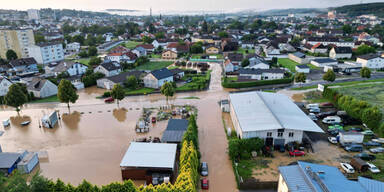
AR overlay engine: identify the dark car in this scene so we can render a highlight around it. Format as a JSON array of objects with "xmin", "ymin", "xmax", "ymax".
[
  {"xmin": 200, "ymin": 162, "xmax": 208, "ymax": 176},
  {"xmin": 329, "ymin": 129, "xmax": 340, "ymax": 136},
  {"xmin": 320, "ymin": 102, "xmax": 334, "ymax": 108},
  {"xmin": 201, "ymin": 178, "xmax": 209, "ymax": 190},
  {"xmin": 350, "ymin": 127, "xmax": 364, "ymax": 132},
  {"xmin": 344, "ymin": 144, "xmax": 363, "ymax": 152},
  {"xmin": 186, "ymin": 78, "xmax": 192, "ymax": 83},
  {"xmin": 354, "ymin": 153, "xmax": 376, "ymax": 161},
  {"xmin": 316, "ymin": 111, "xmax": 337, "ymax": 118},
  {"xmin": 363, "ymin": 141, "xmax": 382, "ymax": 147}
]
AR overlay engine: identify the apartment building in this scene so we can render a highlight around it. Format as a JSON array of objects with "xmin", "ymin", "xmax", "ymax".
[
  {"xmin": 28, "ymin": 42, "xmax": 64, "ymax": 64},
  {"xmin": 0, "ymin": 29, "xmax": 35, "ymax": 58}
]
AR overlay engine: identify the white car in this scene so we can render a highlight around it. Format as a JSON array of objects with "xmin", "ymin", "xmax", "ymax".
[
  {"xmin": 367, "ymin": 162, "xmax": 380, "ymax": 173},
  {"xmin": 370, "ymin": 147, "xmax": 384, "ymax": 153},
  {"xmin": 328, "ymin": 137, "xmax": 338, "ymax": 144},
  {"xmin": 372, "ymin": 138, "xmax": 384, "ymax": 144},
  {"xmin": 340, "ymin": 163, "xmax": 355, "ymax": 174}
]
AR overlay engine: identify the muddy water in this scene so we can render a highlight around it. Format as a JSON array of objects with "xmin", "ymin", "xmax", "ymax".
[{"xmin": 0, "ymin": 63, "xmax": 238, "ymax": 191}]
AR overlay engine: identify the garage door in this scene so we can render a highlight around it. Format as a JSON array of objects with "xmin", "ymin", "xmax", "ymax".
[{"xmin": 274, "ymin": 139, "xmax": 285, "ymax": 147}]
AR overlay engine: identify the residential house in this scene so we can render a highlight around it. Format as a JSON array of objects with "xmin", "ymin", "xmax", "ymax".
[
  {"xmin": 288, "ymin": 52, "xmax": 310, "ymax": 64},
  {"xmin": 162, "ymin": 50, "xmax": 178, "ymax": 59},
  {"xmin": 229, "ymin": 91, "xmax": 324, "ymax": 145},
  {"xmin": 221, "ymin": 38, "xmax": 239, "ymax": 52},
  {"xmin": 304, "ymin": 43, "xmax": 328, "ymax": 54},
  {"xmin": 241, "ymin": 41, "xmax": 254, "ymax": 49},
  {"xmin": 106, "ymin": 51, "xmax": 137, "ymax": 64},
  {"xmin": 120, "ymin": 142, "xmax": 177, "ymax": 184},
  {"xmin": 0, "ymin": 76, "xmax": 13, "ymax": 96},
  {"xmin": 143, "ymin": 68, "xmax": 174, "ymax": 89},
  {"xmin": 8, "ymin": 57, "xmax": 38, "ymax": 75},
  {"xmin": 170, "ymin": 68, "xmax": 185, "ymax": 80},
  {"xmin": 278, "ymin": 161, "xmax": 384, "ymax": 192},
  {"xmin": 245, "ymin": 54, "xmax": 269, "ymax": 69},
  {"xmin": 166, "ymin": 42, "xmax": 189, "ymax": 54},
  {"xmin": 224, "ymin": 60, "xmax": 235, "ymax": 73},
  {"xmin": 93, "ymin": 61, "xmax": 121, "ymax": 77},
  {"xmin": 136, "ymin": 44, "xmax": 155, "ymax": 54},
  {"xmin": 52, "ymin": 61, "xmax": 88, "ymax": 77},
  {"xmin": 205, "ymin": 45, "xmax": 220, "ymax": 54},
  {"xmin": 329, "ymin": 47, "xmax": 353, "ymax": 59},
  {"xmin": 97, "ymin": 40, "xmax": 124, "ymax": 53},
  {"xmin": 26, "ymin": 78, "xmax": 58, "ymax": 98},
  {"xmin": 132, "ymin": 47, "xmax": 147, "ymax": 57},
  {"xmin": 97, "ymin": 71, "xmax": 144, "ymax": 90},
  {"xmin": 65, "ymin": 42, "xmax": 80, "ymax": 53},
  {"xmin": 225, "ymin": 53, "xmax": 243, "ymax": 66},
  {"xmin": 28, "ymin": 42, "xmax": 64, "ymax": 64},
  {"xmin": 356, "ymin": 54, "xmax": 384, "ymax": 69},
  {"xmin": 295, "ymin": 65, "xmax": 310, "ymax": 73},
  {"xmin": 238, "ymin": 68, "xmax": 285, "ymax": 80},
  {"xmin": 305, "ymin": 37, "xmax": 354, "ymax": 48},
  {"xmin": 311, "ymin": 58, "xmax": 338, "ymax": 67}
]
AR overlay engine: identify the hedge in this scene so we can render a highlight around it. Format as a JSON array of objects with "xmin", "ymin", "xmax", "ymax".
[{"xmin": 222, "ymin": 77, "xmax": 293, "ymax": 88}]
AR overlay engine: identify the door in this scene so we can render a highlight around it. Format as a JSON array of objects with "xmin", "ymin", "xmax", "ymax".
[{"xmin": 265, "ymin": 137, "xmax": 273, "ymax": 146}]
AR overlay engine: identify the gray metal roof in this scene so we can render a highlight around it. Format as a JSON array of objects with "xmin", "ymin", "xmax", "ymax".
[
  {"xmin": 229, "ymin": 91, "xmax": 324, "ymax": 133},
  {"xmin": 165, "ymin": 119, "xmax": 189, "ymax": 131},
  {"xmin": 358, "ymin": 176, "xmax": 384, "ymax": 192},
  {"xmin": 120, "ymin": 142, "xmax": 177, "ymax": 169},
  {"xmin": 0, "ymin": 152, "xmax": 21, "ymax": 169},
  {"xmin": 312, "ymin": 58, "xmax": 337, "ymax": 64},
  {"xmin": 161, "ymin": 130, "xmax": 186, "ymax": 143}
]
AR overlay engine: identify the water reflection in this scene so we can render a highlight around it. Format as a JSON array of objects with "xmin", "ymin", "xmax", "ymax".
[
  {"xmin": 112, "ymin": 108, "xmax": 127, "ymax": 122},
  {"xmin": 61, "ymin": 111, "xmax": 81, "ymax": 130}
]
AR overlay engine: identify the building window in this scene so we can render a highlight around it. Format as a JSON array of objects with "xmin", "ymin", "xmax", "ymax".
[
  {"xmin": 289, "ymin": 132, "xmax": 294, "ymax": 137},
  {"xmin": 278, "ymin": 132, "xmax": 283, "ymax": 137},
  {"xmin": 267, "ymin": 132, "xmax": 272, "ymax": 137}
]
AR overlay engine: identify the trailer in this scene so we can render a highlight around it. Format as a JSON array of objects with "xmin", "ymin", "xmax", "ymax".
[
  {"xmin": 337, "ymin": 131, "xmax": 364, "ymax": 145},
  {"xmin": 41, "ymin": 111, "xmax": 58, "ymax": 128},
  {"xmin": 17, "ymin": 151, "xmax": 39, "ymax": 174}
]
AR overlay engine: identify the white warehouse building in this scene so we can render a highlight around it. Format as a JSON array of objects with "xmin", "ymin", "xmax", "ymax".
[{"xmin": 229, "ymin": 91, "xmax": 324, "ymax": 146}]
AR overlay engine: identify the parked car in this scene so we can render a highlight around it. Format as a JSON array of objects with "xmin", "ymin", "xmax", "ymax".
[
  {"xmin": 329, "ymin": 129, "xmax": 340, "ymax": 136},
  {"xmin": 309, "ymin": 107, "xmax": 320, "ymax": 113},
  {"xmin": 328, "ymin": 124, "xmax": 343, "ymax": 131},
  {"xmin": 372, "ymin": 138, "xmax": 384, "ymax": 144},
  {"xmin": 316, "ymin": 111, "xmax": 337, "ymax": 118},
  {"xmin": 354, "ymin": 153, "xmax": 376, "ymax": 161},
  {"xmin": 289, "ymin": 150, "xmax": 305, "ymax": 157},
  {"xmin": 344, "ymin": 144, "xmax": 363, "ymax": 152},
  {"xmin": 340, "ymin": 163, "xmax": 355, "ymax": 174},
  {"xmin": 200, "ymin": 162, "xmax": 208, "ymax": 176},
  {"xmin": 349, "ymin": 127, "xmax": 363, "ymax": 132},
  {"xmin": 151, "ymin": 117, "xmax": 156, "ymax": 123},
  {"xmin": 328, "ymin": 137, "xmax": 338, "ymax": 144},
  {"xmin": 186, "ymin": 78, "xmax": 192, "ymax": 83},
  {"xmin": 306, "ymin": 103, "xmax": 319, "ymax": 109},
  {"xmin": 322, "ymin": 116, "xmax": 341, "ymax": 124},
  {"xmin": 367, "ymin": 162, "xmax": 380, "ymax": 173},
  {"xmin": 308, "ymin": 113, "xmax": 317, "ymax": 121},
  {"xmin": 201, "ymin": 178, "xmax": 209, "ymax": 190},
  {"xmin": 104, "ymin": 97, "xmax": 114, "ymax": 103},
  {"xmin": 362, "ymin": 130, "xmax": 375, "ymax": 136},
  {"xmin": 320, "ymin": 102, "xmax": 334, "ymax": 108},
  {"xmin": 363, "ymin": 141, "xmax": 382, "ymax": 147},
  {"xmin": 370, "ymin": 147, "xmax": 384, "ymax": 153}
]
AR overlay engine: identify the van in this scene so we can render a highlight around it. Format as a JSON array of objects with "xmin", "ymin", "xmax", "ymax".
[
  {"xmin": 306, "ymin": 103, "xmax": 319, "ymax": 109},
  {"xmin": 309, "ymin": 107, "xmax": 320, "ymax": 113},
  {"xmin": 345, "ymin": 144, "xmax": 363, "ymax": 152},
  {"xmin": 322, "ymin": 116, "xmax": 341, "ymax": 124}
]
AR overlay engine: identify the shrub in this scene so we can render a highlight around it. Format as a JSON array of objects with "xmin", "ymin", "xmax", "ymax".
[
  {"xmin": 103, "ymin": 91, "xmax": 111, "ymax": 97},
  {"xmin": 222, "ymin": 77, "xmax": 293, "ymax": 88}
]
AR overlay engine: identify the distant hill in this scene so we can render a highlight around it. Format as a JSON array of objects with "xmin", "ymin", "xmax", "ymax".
[
  {"xmin": 334, "ymin": 2, "xmax": 384, "ymax": 17},
  {"xmin": 257, "ymin": 8, "xmax": 325, "ymax": 16}
]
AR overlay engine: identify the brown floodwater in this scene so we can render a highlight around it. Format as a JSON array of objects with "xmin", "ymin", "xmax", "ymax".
[{"xmin": 0, "ymin": 63, "xmax": 238, "ymax": 191}]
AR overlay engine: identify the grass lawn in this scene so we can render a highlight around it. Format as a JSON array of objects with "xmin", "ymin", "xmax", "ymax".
[
  {"xmin": 226, "ymin": 76, "xmax": 238, "ymax": 82},
  {"xmin": 237, "ymin": 158, "xmax": 271, "ymax": 180},
  {"xmin": 124, "ymin": 41, "xmax": 142, "ymax": 49},
  {"xmin": 191, "ymin": 54, "xmax": 223, "ymax": 59},
  {"xmin": 291, "ymin": 78, "xmax": 384, "ymax": 90},
  {"xmin": 237, "ymin": 48, "xmax": 254, "ymax": 56},
  {"xmin": 135, "ymin": 61, "xmax": 173, "ymax": 71},
  {"xmin": 124, "ymin": 88, "xmax": 154, "ymax": 95},
  {"xmin": 278, "ymin": 58, "xmax": 299, "ymax": 72},
  {"xmin": 77, "ymin": 58, "xmax": 91, "ymax": 66},
  {"xmin": 28, "ymin": 95, "xmax": 59, "ymax": 103},
  {"xmin": 176, "ymin": 71, "xmax": 211, "ymax": 91},
  {"xmin": 149, "ymin": 54, "xmax": 161, "ymax": 59},
  {"xmin": 181, "ymin": 96, "xmax": 200, "ymax": 99}
]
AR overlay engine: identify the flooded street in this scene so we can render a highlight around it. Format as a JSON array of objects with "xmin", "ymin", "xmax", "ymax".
[{"xmin": 0, "ymin": 63, "xmax": 238, "ymax": 191}]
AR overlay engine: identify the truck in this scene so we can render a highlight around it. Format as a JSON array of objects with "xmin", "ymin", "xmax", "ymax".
[{"xmin": 41, "ymin": 111, "xmax": 58, "ymax": 128}]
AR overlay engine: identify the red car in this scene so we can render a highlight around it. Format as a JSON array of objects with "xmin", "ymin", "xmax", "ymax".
[
  {"xmin": 320, "ymin": 102, "xmax": 334, "ymax": 108},
  {"xmin": 151, "ymin": 117, "xmax": 157, "ymax": 123},
  {"xmin": 289, "ymin": 150, "xmax": 305, "ymax": 157},
  {"xmin": 201, "ymin": 178, "xmax": 209, "ymax": 190},
  {"xmin": 104, "ymin": 97, "xmax": 114, "ymax": 103}
]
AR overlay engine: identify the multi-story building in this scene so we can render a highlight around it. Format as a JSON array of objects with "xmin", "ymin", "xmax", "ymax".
[
  {"xmin": 28, "ymin": 42, "xmax": 64, "ymax": 64},
  {"xmin": 0, "ymin": 29, "xmax": 35, "ymax": 58},
  {"xmin": 27, "ymin": 9, "xmax": 40, "ymax": 21}
]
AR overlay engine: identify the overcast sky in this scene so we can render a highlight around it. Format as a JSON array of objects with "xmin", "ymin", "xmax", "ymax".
[{"xmin": 2, "ymin": 0, "xmax": 382, "ymax": 13}]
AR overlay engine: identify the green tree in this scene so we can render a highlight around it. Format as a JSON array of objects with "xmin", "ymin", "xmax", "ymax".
[
  {"xmin": 342, "ymin": 24, "xmax": 352, "ymax": 34},
  {"xmin": 72, "ymin": 35, "xmax": 85, "ymax": 45},
  {"xmin": 241, "ymin": 58, "xmax": 250, "ymax": 67},
  {"xmin": 202, "ymin": 20, "xmax": 208, "ymax": 33},
  {"xmin": 5, "ymin": 171, "xmax": 29, "ymax": 192},
  {"xmin": 190, "ymin": 43, "xmax": 203, "ymax": 54},
  {"xmin": 362, "ymin": 107, "xmax": 382, "ymax": 130},
  {"xmin": 5, "ymin": 84, "xmax": 28, "ymax": 113},
  {"xmin": 30, "ymin": 173, "xmax": 53, "ymax": 192},
  {"xmin": 160, "ymin": 82, "xmax": 175, "ymax": 104},
  {"xmin": 34, "ymin": 33, "xmax": 46, "ymax": 44},
  {"xmin": 142, "ymin": 36, "xmax": 153, "ymax": 44},
  {"xmin": 88, "ymin": 46, "xmax": 98, "ymax": 57},
  {"xmin": 6, "ymin": 49, "xmax": 17, "ymax": 60},
  {"xmin": 354, "ymin": 45, "xmax": 376, "ymax": 56},
  {"xmin": 111, "ymin": 84, "xmax": 125, "ymax": 107},
  {"xmin": 124, "ymin": 75, "xmax": 138, "ymax": 90},
  {"xmin": 78, "ymin": 51, "xmax": 88, "ymax": 58},
  {"xmin": 360, "ymin": 67, "xmax": 371, "ymax": 78},
  {"xmin": 218, "ymin": 31, "xmax": 229, "ymax": 38},
  {"xmin": 294, "ymin": 72, "xmax": 306, "ymax": 83},
  {"xmin": 323, "ymin": 69, "xmax": 336, "ymax": 82},
  {"xmin": 88, "ymin": 57, "xmax": 101, "ymax": 66},
  {"xmin": 58, "ymin": 79, "xmax": 79, "ymax": 111},
  {"xmin": 155, "ymin": 32, "xmax": 165, "ymax": 39}
]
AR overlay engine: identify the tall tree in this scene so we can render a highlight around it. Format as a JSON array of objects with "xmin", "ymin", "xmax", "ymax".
[
  {"xmin": 323, "ymin": 69, "xmax": 336, "ymax": 82},
  {"xmin": 111, "ymin": 84, "xmax": 125, "ymax": 107},
  {"xmin": 241, "ymin": 58, "xmax": 250, "ymax": 67},
  {"xmin": 58, "ymin": 79, "xmax": 79, "ymax": 111},
  {"xmin": 160, "ymin": 82, "xmax": 175, "ymax": 104},
  {"xmin": 88, "ymin": 46, "xmax": 98, "ymax": 57},
  {"xmin": 360, "ymin": 67, "xmax": 371, "ymax": 78},
  {"xmin": 202, "ymin": 20, "xmax": 208, "ymax": 33},
  {"xmin": 124, "ymin": 75, "xmax": 138, "ymax": 90},
  {"xmin": 294, "ymin": 72, "xmax": 307, "ymax": 84},
  {"xmin": 6, "ymin": 49, "xmax": 17, "ymax": 60},
  {"xmin": 5, "ymin": 84, "xmax": 28, "ymax": 113}
]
